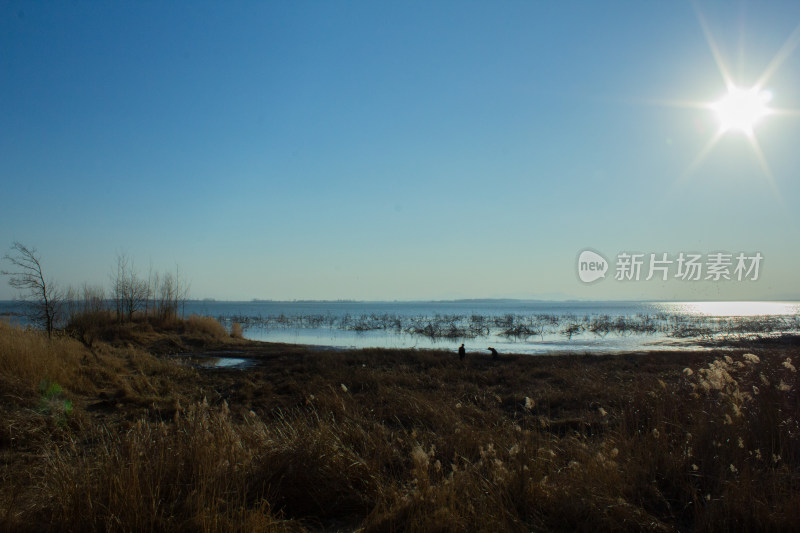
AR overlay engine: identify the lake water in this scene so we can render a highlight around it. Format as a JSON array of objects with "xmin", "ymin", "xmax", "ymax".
[
  {"xmin": 185, "ymin": 300, "xmax": 800, "ymax": 355},
  {"xmin": 3, "ymin": 299, "xmax": 798, "ymax": 355}
]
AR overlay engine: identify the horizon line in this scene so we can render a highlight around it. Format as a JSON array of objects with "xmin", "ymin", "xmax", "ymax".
[{"xmin": 191, "ymin": 297, "xmax": 800, "ymax": 304}]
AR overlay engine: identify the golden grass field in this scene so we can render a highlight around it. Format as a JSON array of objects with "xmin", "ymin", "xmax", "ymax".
[{"xmin": 1, "ymin": 315, "xmax": 798, "ymax": 532}]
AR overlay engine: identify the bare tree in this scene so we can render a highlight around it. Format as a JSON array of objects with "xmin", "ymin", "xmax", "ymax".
[
  {"xmin": 112, "ymin": 253, "xmax": 148, "ymax": 322},
  {"xmin": 82, "ymin": 283, "xmax": 106, "ymax": 314},
  {"xmin": 110, "ymin": 254, "xmax": 191, "ymax": 323},
  {"xmin": 153, "ymin": 267, "xmax": 190, "ymax": 320},
  {"xmin": 64, "ymin": 285, "xmax": 80, "ymax": 324},
  {"xmin": 1, "ymin": 241, "xmax": 62, "ymax": 337},
  {"xmin": 145, "ymin": 264, "xmax": 156, "ymax": 319},
  {"xmin": 66, "ymin": 282, "xmax": 107, "ymax": 322},
  {"xmin": 174, "ymin": 264, "xmax": 190, "ymax": 319},
  {"xmin": 112, "ymin": 253, "xmax": 125, "ymax": 321},
  {"xmin": 156, "ymin": 271, "xmax": 176, "ymax": 320}
]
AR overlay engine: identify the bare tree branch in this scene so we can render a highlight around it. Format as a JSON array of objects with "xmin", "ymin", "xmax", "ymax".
[
  {"xmin": 1, "ymin": 241, "xmax": 62, "ymax": 337},
  {"xmin": 111, "ymin": 253, "xmax": 150, "ymax": 322}
]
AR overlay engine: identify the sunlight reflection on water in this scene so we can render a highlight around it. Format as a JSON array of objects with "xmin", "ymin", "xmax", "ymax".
[{"xmin": 658, "ymin": 301, "xmax": 800, "ymax": 317}]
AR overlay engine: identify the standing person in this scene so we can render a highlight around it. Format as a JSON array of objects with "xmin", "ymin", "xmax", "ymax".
[
  {"xmin": 488, "ymin": 347, "xmax": 498, "ymax": 360},
  {"xmin": 458, "ymin": 343, "xmax": 466, "ymax": 361}
]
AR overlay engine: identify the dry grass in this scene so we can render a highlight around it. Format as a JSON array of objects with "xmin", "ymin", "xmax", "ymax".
[
  {"xmin": 0, "ymin": 322, "xmax": 85, "ymax": 397},
  {"xmin": 184, "ymin": 314, "xmax": 230, "ymax": 339},
  {"xmin": 1, "ymin": 320, "xmax": 798, "ymax": 531},
  {"xmin": 42, "ymin": 402, "xmax": 290, "ymax": 532},
  {"xmin": 65, "ymin": 311, "xmax": 244, "ymax": 354}
]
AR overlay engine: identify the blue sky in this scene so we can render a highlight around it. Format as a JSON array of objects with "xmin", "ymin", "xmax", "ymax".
[{"xmin": 2, "ymin": 1, "xmax": 800, "ymax": 301}]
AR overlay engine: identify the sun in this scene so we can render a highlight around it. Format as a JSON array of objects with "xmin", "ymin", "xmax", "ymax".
[
  {"xmin": 710, "ymin": 86, "xmax": 773, "ymax": 135},
  {"xmin": 663, "ymin": 8, "xmax": 800, "ymax": 187}
]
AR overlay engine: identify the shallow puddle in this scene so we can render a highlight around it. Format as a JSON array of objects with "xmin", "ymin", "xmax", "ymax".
[{"xmin": 174, "ymin": 354, "xmax": 252, "ymax": 369}]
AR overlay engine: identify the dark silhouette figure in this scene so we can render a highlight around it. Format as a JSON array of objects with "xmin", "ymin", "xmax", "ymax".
[
  {"xmin": 458, "ymin": 343, "xmax": 465, "ymax": 361},
  {"xmin": 488, "ymin": 347, "xmax": 498, "ymax": 360}
]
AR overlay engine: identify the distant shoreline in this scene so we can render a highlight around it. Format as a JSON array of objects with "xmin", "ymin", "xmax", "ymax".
[{"xmin": 220, "ymin": 298, "xmax": 800, "ymax": 304}]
